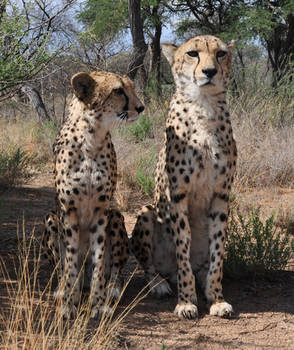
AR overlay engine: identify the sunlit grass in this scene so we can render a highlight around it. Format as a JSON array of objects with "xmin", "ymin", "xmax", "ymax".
[{"xmin": 0, "ymin": 223, "xmax": 152, "ymax": 350}]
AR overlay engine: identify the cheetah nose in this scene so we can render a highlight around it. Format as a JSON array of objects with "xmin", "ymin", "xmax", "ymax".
[
  {"xmin": 202, "ymin": 68, "xmax": 217, "ymax": 79},
  {"xmin": 136, "ymin": 105, "xmax": 145, "ymax": 114}
]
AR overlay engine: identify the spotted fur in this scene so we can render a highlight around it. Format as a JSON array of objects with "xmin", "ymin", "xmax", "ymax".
[
  {"xmin": 42, "ymin": 71, "xmax": 144, "ymax": 319},
  {"xmin": 131, "ymin": 35, "xmax": 237, "ymax": 320}
]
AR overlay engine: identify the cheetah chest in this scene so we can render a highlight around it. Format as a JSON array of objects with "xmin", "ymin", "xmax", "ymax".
[
  {"xmin": 55, "ymin": 146, "xmax": 116, "ymax": 230},
  {"xmin": 191, "ymin": 137, "xmax": 234, "ymax": 199}
]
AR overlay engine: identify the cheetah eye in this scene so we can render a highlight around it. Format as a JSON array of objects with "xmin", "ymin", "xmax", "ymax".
[
  {"xmin": 187, "ymin": 51, "xmax": 199, "ymax": 58},
  {"xmin": 216, "ymin": 50, "xmax": 227, "ymax": 59},
  {"xmin": 114, "ymin": 87, "xmax": 125, "ymax": 95}
]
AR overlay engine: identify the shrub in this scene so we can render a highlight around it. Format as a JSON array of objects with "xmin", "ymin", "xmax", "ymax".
[
  {"xmin": 0, "ymin": 147, "xmax": 32, "ymax": 190},
  {"xmin": 224, "ymin": 208, "xmax": 294, "ymax": 278}
]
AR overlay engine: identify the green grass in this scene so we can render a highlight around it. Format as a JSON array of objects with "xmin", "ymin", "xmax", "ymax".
[
  {"xmin": 122, "ymin": 114, "xmax": 154, "ymax": 142},
  {"xmin": 33, "ymin": 120, "xmax": 59, "ymax": 164},
  {"xmin": 36, "ymin": 120, "xmax": 59, "ymax": 145},
  {"xmin": 136, "ymin": 148, "xmax": 157, "ymax": 196}
]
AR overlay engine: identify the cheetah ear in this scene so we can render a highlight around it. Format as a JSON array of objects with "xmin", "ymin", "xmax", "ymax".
[
  {"xmin": 71, "ymin": 72, "xmax": 95, "ymax": 103},
  {"xmin": 161, "ymin": 43, "xmax": 178, "ymax": 66},
  {"xmin": 227, "ymin": 40, "xmax": 236, "ymax": 51}
]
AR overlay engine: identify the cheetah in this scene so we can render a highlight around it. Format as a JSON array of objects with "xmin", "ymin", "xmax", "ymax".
[
  {"xmin": 131, "ymin": 35, "xmax": 237, "ymax": 320},
  {"xmin": 42, "ymin": 71, "xmax": 144, "ymax": 319}
]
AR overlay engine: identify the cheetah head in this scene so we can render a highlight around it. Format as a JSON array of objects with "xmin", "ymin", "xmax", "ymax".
[
  {"xmin": 71, "ymin": 71, "xmax": 144, "ymax": 127},
  {"xmin": 162, "ymin": 35, "xmax": 235, "ymax": 97}
]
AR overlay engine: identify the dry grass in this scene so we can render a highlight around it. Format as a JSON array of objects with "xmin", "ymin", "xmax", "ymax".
[
  {"xmin": 1, "ymin": 79, "xmax": 294, "ymax": 194},
  {"xmin": 112, "ymin": 98, "xmax": 167, "ymax": 208},
  {"xmin": 0, "ymin": 116, "xmax": 57, "ymax": 168},
  {"xmin": 0, "ymin": 224, "xmax": 151, "ymax": 350},
  {"xmin": 234, "ymin": 125, "xmax": 294, "ymax": 188},
  {"xmin": 112, "ymin": 86, "xmax": 294, "ymax": 200},
  {"xmin": 230, "ymin": 91, "xmax": 294, "ymax": 188}
]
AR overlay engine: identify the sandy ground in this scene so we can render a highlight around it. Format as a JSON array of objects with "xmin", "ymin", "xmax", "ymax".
[{"xmin": 0, "ymin": 172, "xmax": 294, "ymax": 350}]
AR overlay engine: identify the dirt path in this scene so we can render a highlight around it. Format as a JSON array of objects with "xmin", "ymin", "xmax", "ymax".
[{"xmin": 0, "ymin": 173, "xmax": 294, "ymax": 350}]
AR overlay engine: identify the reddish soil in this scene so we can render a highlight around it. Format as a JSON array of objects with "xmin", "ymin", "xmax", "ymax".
[{"xmin": 0, "ymin": 173, "xmax": 294, "ymax": 350}]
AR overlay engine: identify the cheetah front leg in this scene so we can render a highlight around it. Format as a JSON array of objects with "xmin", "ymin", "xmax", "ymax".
[
  {"xmin": 170, "ymin": 197, "xmax": 198, "ymax": 320},
  {"xmin": 89, "ymin": 208, "xmax": 109, "ymax": 319},
  {"xmin": 206, "ymin": 196, "xmax": 233, "ymax": 317},
  {"xmin": 131, "ymin": 205, "xmax": 172, "ymax": 297}
]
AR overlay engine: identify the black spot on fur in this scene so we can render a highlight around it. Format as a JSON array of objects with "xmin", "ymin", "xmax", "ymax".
[{"xmin": 220, "ymin": 213, "xmax": 227, "ymax": 222}]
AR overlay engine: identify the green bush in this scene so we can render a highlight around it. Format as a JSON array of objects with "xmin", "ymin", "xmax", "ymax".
[
  {"xmin": 136, "ymin": 149, "xmax": 157, "ymax": 196},
  {"xmin": 0, "ymin": 148, "xmax": 32, "ymax": 190},
  {"xmin": 224, "ymin": 208, "xmax": 294, "ymax": 278}
]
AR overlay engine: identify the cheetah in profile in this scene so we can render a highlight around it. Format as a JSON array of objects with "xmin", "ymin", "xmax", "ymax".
[
  {"xmin": 131, "ymin": 35, "xmax": 237, "ymax": 320},
  {"xmin": 42, "ymin": 71, "xmax": 144, "ymax": 318}
]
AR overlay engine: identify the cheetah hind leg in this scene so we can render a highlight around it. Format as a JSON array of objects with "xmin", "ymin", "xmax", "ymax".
[
  {"xmin": 42, "ymin": 212, "xmax": 65, "ymax": 272},
  {"xmin": 105, "ymin": 209, "xmax": 130, "ymax": 300},
  {"xmin": 131, "ymin": 205, "xmax": 172, "ymax": 298},
  {"xmin": 42, "ymin": 212, "xmax": 66, "ymax": 298}
]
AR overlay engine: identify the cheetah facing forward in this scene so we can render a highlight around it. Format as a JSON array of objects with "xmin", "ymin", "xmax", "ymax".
[
  {"xmin": 43, "ymin": 71, "xmax": 144, "ymax": 318},
  {"xmin": 132, "ymin": 35, "xmax": 237, "ymax": 319}
]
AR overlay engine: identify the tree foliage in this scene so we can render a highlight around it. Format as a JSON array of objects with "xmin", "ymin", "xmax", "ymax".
[
  {"xmin": 0, "ymin": 0, "xmax": 75, "ymax": 101},
  {"xmin": 78, "ymin": 0, "xmax": 167, "ymax": 88},
  {"xmin": 170, "ymin": 0, "xmax": 241, "ymax": 40},
  {"xmin": 238, "ymin": 1, "xmax": 294, "ymax": 84},
  {"xmin": 77, "ymin": 0, "xmax": 129, "ymax": 41},
  {"xmin": 173, "ymin": 0, "xmax": 294, "ymax": 85}
]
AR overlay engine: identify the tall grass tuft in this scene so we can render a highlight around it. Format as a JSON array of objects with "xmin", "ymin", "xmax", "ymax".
[
  {"xmin": 0, "ymin": 148, "xmax": 32, "ymax": 190},
  {"xmin": 0, "ymin": 223, "xmax": 151, "ymax": 350}
]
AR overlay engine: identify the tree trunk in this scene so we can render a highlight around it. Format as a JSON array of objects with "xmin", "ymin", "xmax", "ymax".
[
  {"xmin": 127, "ymin": 0, "xmax": 148, "ymax": 82},
  {"xmin": 150, "ymin": 5, "xmax": 162, "ymax": 96},
  {"xmin": 265, "ymin": 12, "xmax": 294, "ymax": 87},
  {"xmin": 0, "ymin": 0, "xmax": 6, "ymax": 23},
  {"xmin": 21, "ymin": 84, "xmax": 50, "ymax": 123}
]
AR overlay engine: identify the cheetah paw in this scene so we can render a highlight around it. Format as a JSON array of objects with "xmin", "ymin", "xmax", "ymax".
[
  {"xmin": 150, "ymin": 278, "xmax": 172, "ymax": 297},
  {"xmin": 90, "ymin": 305, "xmax": 112, "ymax": 319},
  {"xmin": 59, "ymin": 304, "xmax": 77, "ymax": 319},
  {"xmin": 209, "ymin": 302, "xmax": 233, "ymax": 318},
  {"xmin": 109, "ymin": 285, "xmax": 122, "ymax": 299},
  {"xmin": 53, "ymin": 287, "xmax": 64, "ymax": 300},
  {"xmin": 174, "ymin": 303, "xmax": 198, "ymax": 320}
]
